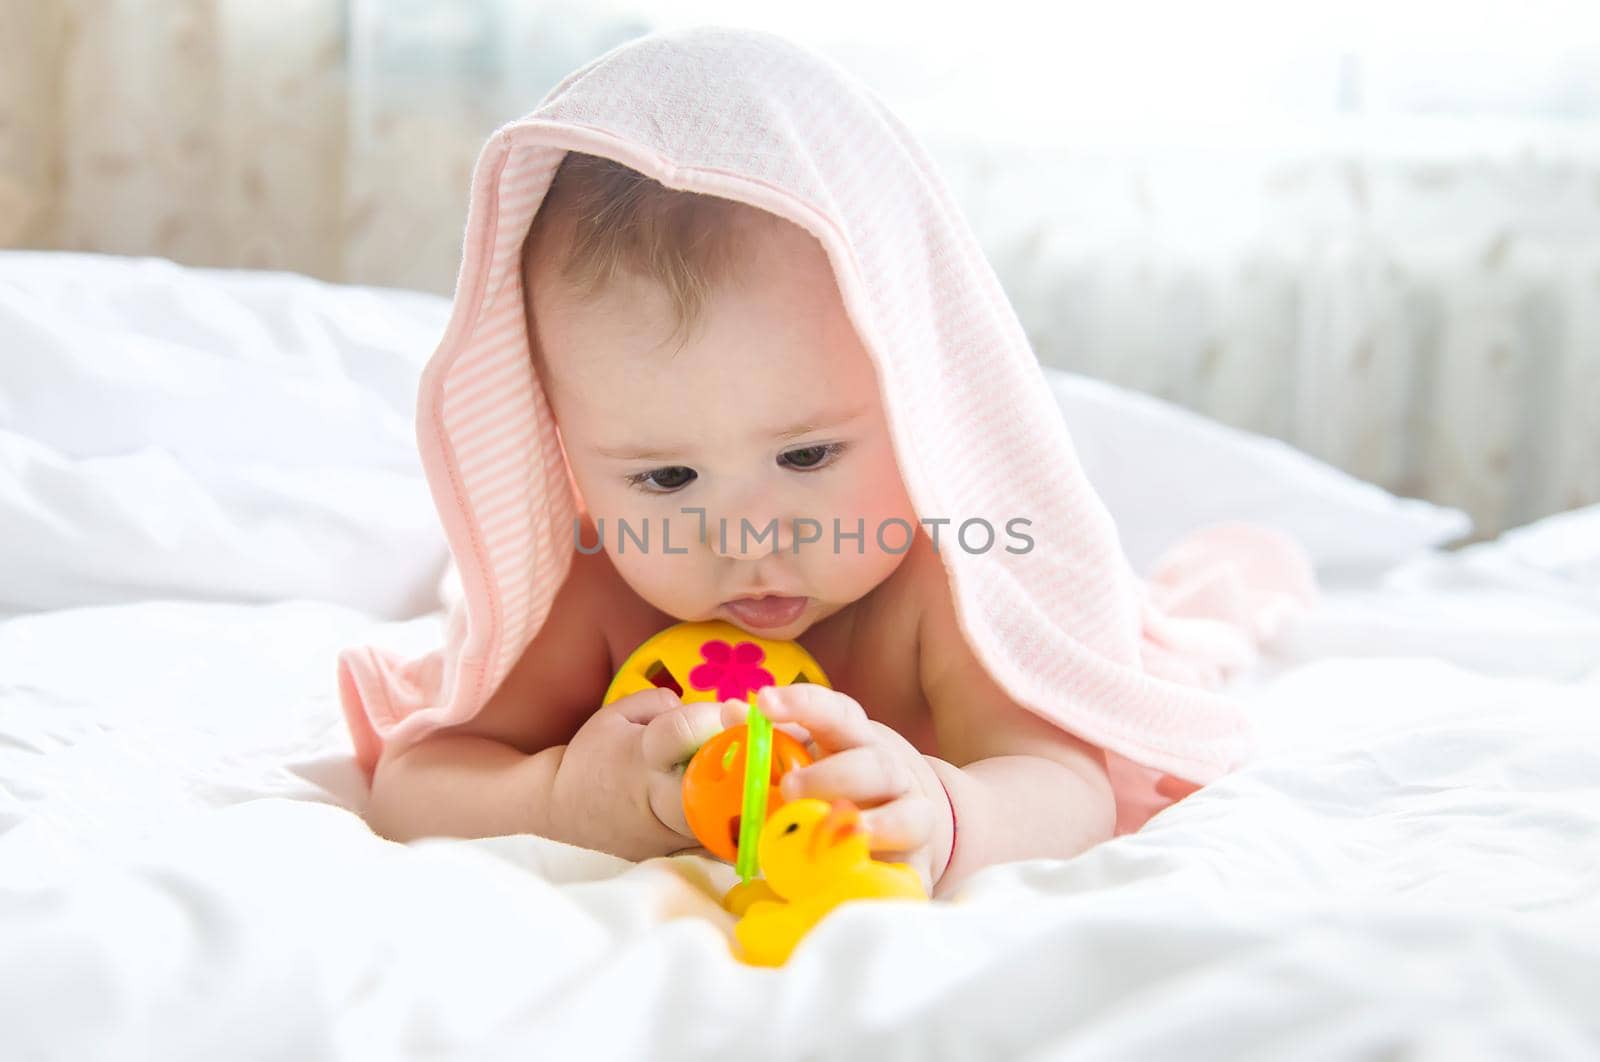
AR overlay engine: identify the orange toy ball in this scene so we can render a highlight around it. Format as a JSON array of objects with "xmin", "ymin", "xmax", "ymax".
[{"xmin": 682, "ymin": 724, "xmax": 813, "ymax": 863}]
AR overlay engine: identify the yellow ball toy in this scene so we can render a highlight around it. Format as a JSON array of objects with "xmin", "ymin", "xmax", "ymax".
[{"xmin": 601, "ymin": 619, "xmax": 831, "ymax": 708}]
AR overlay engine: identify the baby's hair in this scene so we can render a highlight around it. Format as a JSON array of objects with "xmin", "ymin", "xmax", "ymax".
[{"xmin": 521, "ymin": 151, "xmax": 761, "ymax": 353}]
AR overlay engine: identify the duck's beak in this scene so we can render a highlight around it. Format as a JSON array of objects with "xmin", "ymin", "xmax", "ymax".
[{"xmin": 808, "ymin": 799, "xmax": 862, "ymax": 861}]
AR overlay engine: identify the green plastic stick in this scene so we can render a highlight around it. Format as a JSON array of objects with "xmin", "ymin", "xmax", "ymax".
[{"xmin": 735, "ymin": 697, "xmax": 773, "ymax": 882}]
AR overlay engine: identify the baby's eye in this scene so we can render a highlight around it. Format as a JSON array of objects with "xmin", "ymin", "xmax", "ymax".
[
  {"xmin": 626, "ymin": 466, "xmax": 697, "ymax": 494},
  {"xmin": 778, "ymin": 441, "xmax": 847, "ymax": 471}
]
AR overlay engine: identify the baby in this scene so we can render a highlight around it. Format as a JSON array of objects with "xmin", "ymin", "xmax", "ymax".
[{"xmin": 367, "ymin": 150, "xmax": 1117, "ymax": 897}]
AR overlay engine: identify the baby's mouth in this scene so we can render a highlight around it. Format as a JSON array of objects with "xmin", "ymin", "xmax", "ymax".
[{"xmin": 721, "ymin": 595, "xmax": 809, "ymax": 630}]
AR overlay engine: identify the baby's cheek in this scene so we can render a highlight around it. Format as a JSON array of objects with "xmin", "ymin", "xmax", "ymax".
[
  {"xmin": 850, "ymin": 457, "xmax": 918, "ymax": 541},
  {"xmin": 606, "ymin": 545, "xmax": 700, "ymax": 616},
  {"xmin": 829, "ymin": 475, "xmax": 917, "ymax": 577}
]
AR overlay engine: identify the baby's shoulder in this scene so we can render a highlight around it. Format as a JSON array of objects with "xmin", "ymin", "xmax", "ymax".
[
  {"xmin": 889, "ymin": 524, "xmax": 972, "ymax": 678},
  {"xmin": 878, "ymin": 524, "xmax": 951, "ymax": 631},
  {"xmin": 817, "ymin": 527, "xmax": 950, "ymax": 756},
  {"xmin": 435, "ymin": 547, "xmax": 616, "ymax": 751},
  {"xmin": 568, "ymin": 546, "xmax": 677, "ymax": 672},
  {"xmin": 440, "ymin": 545, "xmax": 673, "ymax": 751},
  {"xmin": 830, "ymin": 525, "xmax": 949, "ymax": 674}
]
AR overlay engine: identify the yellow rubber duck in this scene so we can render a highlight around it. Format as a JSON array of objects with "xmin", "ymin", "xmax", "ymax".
[{"xmin": 729, "ymin": 797, "xmax": 928, "ymax": 967}]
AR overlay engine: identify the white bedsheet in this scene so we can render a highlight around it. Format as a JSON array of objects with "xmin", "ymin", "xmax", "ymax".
[{"xmin": 3, "ymin": 506, "xmax": 1597, "ymax": 1060}]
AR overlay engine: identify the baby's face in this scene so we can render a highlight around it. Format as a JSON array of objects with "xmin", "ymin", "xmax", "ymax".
[{"xmin": 527, "ymin": 212, "xmax": 917, "ymax": 639}]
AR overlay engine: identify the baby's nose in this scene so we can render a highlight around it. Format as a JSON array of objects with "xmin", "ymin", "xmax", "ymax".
[{"xmin": 710, "ymin": 507, "xmax": 790, "ymax": 558}]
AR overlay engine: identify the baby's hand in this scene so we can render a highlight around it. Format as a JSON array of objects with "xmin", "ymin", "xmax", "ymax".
[
  {"xmin": 623, "ymin": 688, "xmax": 730, "ymax": 855},
  {"xmin": 721, "ymin": 685, "xmax": 954, "ymax": 896},
  {"xmin": 549, "ymin": 688, "xmax": 700, "ymax": 861}
]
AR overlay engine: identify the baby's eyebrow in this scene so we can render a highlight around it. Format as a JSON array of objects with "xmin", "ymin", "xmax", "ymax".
[
  {"xmin": 594, "ymin": 443, "xmax": 684, "ymax": 461},
  {"xmin": 771, "ymin": 403, "xmax": 872, "ymax": 441},
  {"xmin": 594, "ymin": 404, "xmax": 871, "ymax": 460}
]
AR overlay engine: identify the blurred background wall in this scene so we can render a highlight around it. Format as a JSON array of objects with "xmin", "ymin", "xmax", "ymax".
[{"xmin": 2, "ymin": 0, "xmax": 1597, "ymax": 543}]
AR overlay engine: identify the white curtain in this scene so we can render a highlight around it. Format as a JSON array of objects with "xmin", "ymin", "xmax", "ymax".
[
  {"xmin": 0, "ymin": 0, "xmax": 646, "ymax": 292},
  {"xmin": 2, "ymin": 0, "xmax": 1597, "ymax": 540}
]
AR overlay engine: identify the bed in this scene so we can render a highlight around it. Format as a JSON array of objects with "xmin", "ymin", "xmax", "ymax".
[{"xmin": 3, "ymin": 251, "xmax": 1597, "ymax": 1059}]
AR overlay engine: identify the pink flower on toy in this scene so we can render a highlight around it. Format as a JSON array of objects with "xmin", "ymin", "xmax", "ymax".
[{"xmin": 689, "ymin": 639, "xmax": 775, "ymax": 701}]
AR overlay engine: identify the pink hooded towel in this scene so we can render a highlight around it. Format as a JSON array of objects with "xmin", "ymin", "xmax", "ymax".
[{"xmin": 336, "ymin": 26, "xmax": 1320, "ymax": 834}]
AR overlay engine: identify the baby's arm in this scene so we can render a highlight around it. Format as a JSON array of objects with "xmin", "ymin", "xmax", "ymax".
[
  {"xmin": 923, "ymin": 741, "xmax": 1115, "ymax": 899},
  {"xmin": 914, "ymin": 555, "xmax": 1117, "ymax": 898},
  {"xmin": 368, "ymin": 691, "xmax": 697, "ymax": 860},
  {"xmin": 746, "ymin": 681, "xmax": 1114, "ymax": 899},
  {"xmin": 368, "ymin": 548, "xmax": 687, "ymax": 859},
  {"xmin": 366, "ymin": 732, "xmax": 567, "ymax": 844}
]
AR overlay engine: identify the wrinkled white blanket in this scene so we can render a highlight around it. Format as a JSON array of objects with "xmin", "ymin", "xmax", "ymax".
[{"xmin": 3, "ymin": 506, "xmax": 1598, "ymax": 1059}]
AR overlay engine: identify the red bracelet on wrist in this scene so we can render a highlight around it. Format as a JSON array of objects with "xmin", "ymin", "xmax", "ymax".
[{"xmin": 934, "ymin": 771, "xmax": 957, "ymax": 883}]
